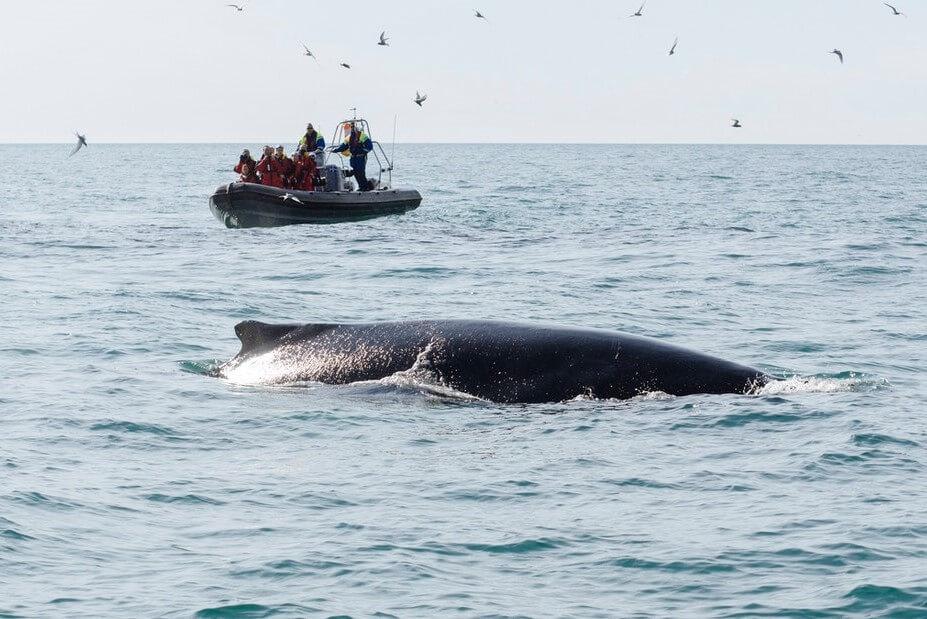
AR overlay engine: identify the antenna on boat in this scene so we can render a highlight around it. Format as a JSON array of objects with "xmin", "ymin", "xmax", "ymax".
[
  {"xmin": 390, "ymin": 114, "xmax": 398, "ymax": 171},
  {"xmin": 350, "ymin": 107, "xmax": 357, "ymax": 120}
]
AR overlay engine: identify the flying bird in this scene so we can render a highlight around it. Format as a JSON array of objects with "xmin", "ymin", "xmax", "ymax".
[
  {"xmin": 227, "ymin": 4, "xmax": 244, "ymax": 11},
  {"xmin": 475, "ymin": 10, "xmax": 487, "ymax": 19},
  {"xmin": 378, "ymin": 31, "xmax": 389, "ymax": 46},
  {"xmin": 301, "ymin": 43, "xmax": 317, "ymax": 60},
  {"xmin": 340, "ymin": 62, "xmax": 351, "ymax": 69},
  {"xmin": 731, "ymin": 119, "xmax": 742, "ymax": 128},
  {"xmin": 414, "ymin": 91, "xmax": 427, "ymax": 107},
  {"xmin": 884, "ymin": 2, "xmax": 904, "ymax": 15},
  {"xmin": 629, "ymin": 2, "xmax": 646, "ymax": 17},
  {"xmin": 70, "ymin": 132, "xmax": 88, "ymax": 156},
  {"xmin": 281, "ymin": 193, "xmax": 303, "ymax": 204},
  {"xmin": 830, "ymin": 48, "xmax": 844, "ymax": 64},
  {"xmin": 669, "ymin": 37, "xmax": 678, "ymax": 56}
]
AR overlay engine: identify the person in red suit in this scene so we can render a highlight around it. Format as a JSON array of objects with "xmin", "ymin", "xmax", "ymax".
[
  {"xmin": 292, "ymin": 147, "xmax": 318, "ymax": 191},
  {"xmin": 256, "ymin": 145, "xmax": 285, "ymax": 188},
  {"xmin": 274, "ymin": 145, "xmax": 296, "ymax": 188}
]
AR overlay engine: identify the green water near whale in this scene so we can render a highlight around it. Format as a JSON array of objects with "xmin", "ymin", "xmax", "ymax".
[{"xmin": 1, "ymin": 144, "xmax": 925, "ymax": 616}]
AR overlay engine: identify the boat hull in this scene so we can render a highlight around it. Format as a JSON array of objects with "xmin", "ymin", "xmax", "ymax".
[{"xmin": 209, "ymin": 182, "xmax": 422, "ymax": 228}]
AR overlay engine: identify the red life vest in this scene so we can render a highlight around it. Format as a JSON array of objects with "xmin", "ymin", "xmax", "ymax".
[
  {"xmin": 294, "ymin": 155, "xmax": 317, "ymax": 191},
  {"xmin": 256, "ymin": 156, "xmax": 285, "ymax": 188}
]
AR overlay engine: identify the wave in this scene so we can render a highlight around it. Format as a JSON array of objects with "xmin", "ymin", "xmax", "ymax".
[
  {"xmin": 89, "ymin": 420, "xmax": 177, "ymax": 436},
  {"xmin": 194, "ymin": 603, "xmax": 317, "ymax": 618},
  {"xmin": 1, "ymin": 527, "xmax": 35, "ymax": 542},
  {"xmin": 144, "ymin": 493, "xmax": 225, "ymax": 506}
]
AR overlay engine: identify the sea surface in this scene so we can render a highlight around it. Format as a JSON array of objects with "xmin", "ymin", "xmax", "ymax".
[{"xmin": 1, "ymin": 144, "xmax": 925, "ymax": 618}]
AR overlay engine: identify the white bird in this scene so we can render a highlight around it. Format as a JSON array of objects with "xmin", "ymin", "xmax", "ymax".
[
  {"xmin": 884, "ymin": 2, "xmax": 904, "ymax": 16},
  {"xmin": 669, "ymin": 37, "xmax": 678, "ymax": 56},
  {"xmin": 731, "ymin": 119, "xmax": 742, "ymax": 128},
  {"xmin": 378, "ymin": 31, "xmax": 389, "ymax": 46},
  {"xmin": 629, "ymin": 1, "xmax": 646, "ymax": 17},
  {"xmin": 301, "ymin": 43, "xmax": 317, "ymax": 60},
  {"xmin": 414, "ymin": 91, "xmax": 427, "ymax": 107},
  {"xmin": 70, "ymin": 132, "xmax": 88, "ymax": 156},
  {"xmin": 830, "ymin": 48, "xmax": 844, "ymax": 64},
  {"xmin": 281, "ymin": 193, "xmax": 303, "ymax": 204},
  {"xmin": 227, "ymin": 4, "xmax": 244, "ymax": 12}
]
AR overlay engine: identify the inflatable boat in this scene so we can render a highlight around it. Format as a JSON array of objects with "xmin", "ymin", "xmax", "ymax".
[
  {"xmin": 209, "ymin": 117, "xmax": 422, "ymax": 228},
  {"xmin": 209, "ymin": 182, "xmax": 422, "ymax": 228}
]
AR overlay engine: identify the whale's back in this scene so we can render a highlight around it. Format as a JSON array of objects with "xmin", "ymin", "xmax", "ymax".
[{"xmin": 219, "ymin": 319, "xmax": 766, "ymax": 402}]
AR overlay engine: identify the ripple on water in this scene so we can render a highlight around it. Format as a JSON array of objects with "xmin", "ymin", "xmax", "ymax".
[
  {"xmin": 88, "ymin": 420, "xmax": 179, "ymax": 436},
  {"xmin": 194, "ymin": 603, "xmax": 319, "ymax": 618},
  {"xmin": 143, "ymin": 493, "xmax": 226, "ymax": 506},
  {"xmin": 851, "ymin": 433, "xmax": 919, "ymax": 448},
  {"xmin": 838, "ymin": 584, "xmax": 927, "ymax": 616}
]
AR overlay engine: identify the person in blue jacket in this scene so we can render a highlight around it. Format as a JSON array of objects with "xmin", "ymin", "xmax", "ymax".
[
  {"xmin": 298, "ymin": 123, "xmax": 325, "ymax": 151},
  {"xmin": 332, "ymin": 122, "xmax": 374, "ymax": 191},
  {"xmin": 298, "ymin": 123, "xmax": 326, "ymax": 166}
]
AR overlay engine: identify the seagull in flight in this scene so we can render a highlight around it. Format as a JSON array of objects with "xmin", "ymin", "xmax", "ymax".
[
  {"xmin": 340, "ymin": 62, "xmax": 351, "ymax": 69},
  {"xmin": 830, "ymin": 48, "xmax": 844, "ymax": 64},
  {"xmin": 669, "ymin": 37, "xmax": 678, "ymax": 56},
  {"xmin": 378, "ymin": 31, "xmax": 389, "ymax": 46},
  {"xmin": 414, "ymin": 91, "xmax": 427, "ymax": 107},
  {"xmin": 731, "ymin": 119, "xmax": 742, "ymax": 128},
  {"xmin": 475, "ymin": 10, "xmax": 487, "ymax": 20},
  {"xmin": 301, "ymin": 43, "xmax": 317, "ymax": 60},
  {"xmin": 884, "ymin": 2, "xmax": 905, "ymax": 15},
  {"xmin": 70, "ymin": 132, "xmax": 88, "ymax": 156},
  {"xmin": 629, "ymin": 2, "xmax": 646, "ymax": 17},
  {"xmin": 281, "ymin": 193, "xmax": 303, "ymax": 204},
  {"xmin": 227, "ymin": 4, "xmax": 244, "ymax": 12}
]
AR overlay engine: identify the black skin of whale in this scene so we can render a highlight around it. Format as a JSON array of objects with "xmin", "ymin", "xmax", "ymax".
[{"xmin": 217, "ymin": 320, "xmax": 768, "ymax": 404}]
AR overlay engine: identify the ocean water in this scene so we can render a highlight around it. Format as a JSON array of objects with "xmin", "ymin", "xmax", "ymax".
[{"xmin": 1, "ymin": 143, "xmax": 925, "ymax": 617}]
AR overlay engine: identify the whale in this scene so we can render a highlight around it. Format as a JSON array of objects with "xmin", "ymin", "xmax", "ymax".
[{"xmin": 214, "ymin": 320, "xmax": 768, "ymax": 404}]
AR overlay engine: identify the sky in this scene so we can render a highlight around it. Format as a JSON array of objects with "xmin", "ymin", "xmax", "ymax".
[{"xmin": 0, "ymin": 0, "xmax": 925, "ymax": 144}]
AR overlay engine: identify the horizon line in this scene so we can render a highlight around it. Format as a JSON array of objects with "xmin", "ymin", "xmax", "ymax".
[{"xmin": 2, "ymin": 141, "xmax": 926, "ymax": 147}]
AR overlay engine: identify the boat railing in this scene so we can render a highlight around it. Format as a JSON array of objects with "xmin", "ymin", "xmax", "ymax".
[{"xmin": 328, "ymin": 118, "xmax": 394, "ymax": 190}]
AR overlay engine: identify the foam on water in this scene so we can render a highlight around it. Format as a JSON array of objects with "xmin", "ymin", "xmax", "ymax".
[{"xmin": 758, "ymin": 373, "xmax": 886, "ymax": 396}]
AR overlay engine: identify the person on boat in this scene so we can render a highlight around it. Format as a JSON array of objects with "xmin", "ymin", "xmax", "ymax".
[
  {"xmin": 299, "ymin": 123, "xmax": 326, "ymax": 167},
  {"xmin": 256, "ymin": 145, "xmax": 285, "ymax": 188},
  {"xmin": 332, "ymin": 122, "xmax": 374, "ymax": 191},
  {"xmin": 234, "ymin": 149, "xmax": 257, "ymax": 177},
  {"xmin": 238, "ymin": 162, "xmax": 259, "ymax": 184},
  {"xmin": 292, "ymin": 146, "xmax": 318, "ymax": 191},
  {"xmin": 274, "ymin": 145, "xmax": 296, "ymax": 188},
  {"xmin": 298, "ymin": 123, "xmax": 326, "ymax": 152}
]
